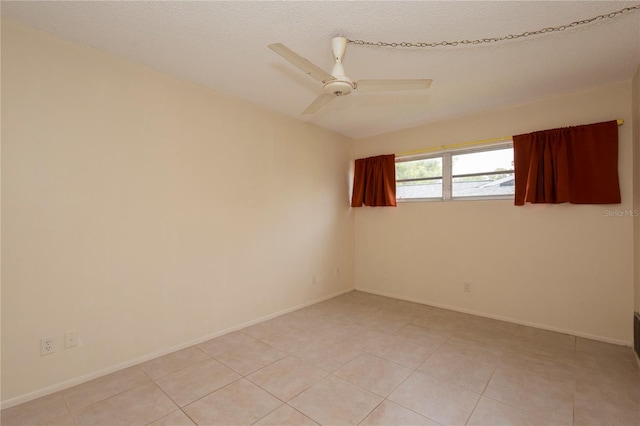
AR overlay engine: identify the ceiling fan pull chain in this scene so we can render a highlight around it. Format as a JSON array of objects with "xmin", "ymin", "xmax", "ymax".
[{"xmin": 347, "ymin": 4, "xmax": 640, "ymax": 48}]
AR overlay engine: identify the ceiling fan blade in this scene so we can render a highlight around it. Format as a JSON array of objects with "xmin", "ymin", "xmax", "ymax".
[
  {"xmin": 268, "ymin": 43, "xmax": 335, "ymax": 83},
  {"xmin": 356, "ymin": 79, "xmax": 432, "ymax": 92},
  {"xmin": 302, "ymin": 94, "xmax": 335, "ymax": 115}
]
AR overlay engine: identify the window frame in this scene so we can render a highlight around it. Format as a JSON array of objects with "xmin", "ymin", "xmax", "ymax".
[{"xmin": 395, "ymin": 141, "xmax": 514, "ymax": 202}]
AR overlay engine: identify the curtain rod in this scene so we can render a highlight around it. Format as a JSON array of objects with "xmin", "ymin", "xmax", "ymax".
[{"xmin": 397, "ymin": 119, "xmax": 624, "ymax": 158}]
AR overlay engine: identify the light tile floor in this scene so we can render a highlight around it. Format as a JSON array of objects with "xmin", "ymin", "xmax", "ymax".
[{"xmin": 3, "ymin": 291, "xmax": 640, "ymax": 425}]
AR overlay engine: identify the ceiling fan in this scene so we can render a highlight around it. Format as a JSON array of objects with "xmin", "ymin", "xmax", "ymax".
[{"xmin": 268, "ymin": 37, "xmax": 432, "ymax": 115}]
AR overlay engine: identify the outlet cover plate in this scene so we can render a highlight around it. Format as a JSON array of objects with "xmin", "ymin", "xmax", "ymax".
[
  {"xmin": 41, "ymin": 337, "xmax": 56, "ymax": 356},
  {"xmin": 65, "ymin": 330, "xmax": 79, "ymax": 349}
]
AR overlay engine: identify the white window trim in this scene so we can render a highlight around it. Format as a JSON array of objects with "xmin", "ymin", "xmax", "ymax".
[{"xmin": 396, "ymin": 141, "xmax": 514, "ymax": 202}]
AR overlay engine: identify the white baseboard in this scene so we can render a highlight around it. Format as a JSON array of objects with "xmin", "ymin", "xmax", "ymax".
[
  {"xmin": 356, "ymin": 287, "xmax": 633, "ymax": 347},
  {"xmin": 1, "ymin": 287, "xmax": 355, "ymax": 410}
]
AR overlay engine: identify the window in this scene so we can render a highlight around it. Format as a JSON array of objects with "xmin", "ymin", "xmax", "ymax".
[
  {"xmin": 396, "ymin": 156, "xmax": 443, "ymax": 199},
  {"xmin": 396, "ymin": 143, "xmax": 514, "ymax": 201}
]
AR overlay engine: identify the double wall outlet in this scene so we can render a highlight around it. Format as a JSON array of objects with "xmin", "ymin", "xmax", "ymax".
[
  {"xmin": 41, "ymin": 337, "xmax": 56, "ymax": 356},
  {"xmin": 463, "ymin": 282, "xmax": 472, "ymax": 293}
]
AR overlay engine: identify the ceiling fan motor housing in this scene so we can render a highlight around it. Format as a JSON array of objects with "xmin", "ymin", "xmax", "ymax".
[{"xmin": 324, "ymin": 80, "xmax": 353, "ymax": 96}]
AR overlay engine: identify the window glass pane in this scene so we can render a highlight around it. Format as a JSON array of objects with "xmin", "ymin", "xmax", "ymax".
[
  {"xmin": 452, "ymin": 147, "xmax": 513, "ymax": 176},
  {"xmin": 452, "ymin": 173, "xmax": 515, "ymax": 197},
  {"xmin": 397, "ymin": 179, "xmax": 443, "ymax": 199},
  {"xmin": 396, "ymin": 157, "xmax": 442, "ymax": 180}
]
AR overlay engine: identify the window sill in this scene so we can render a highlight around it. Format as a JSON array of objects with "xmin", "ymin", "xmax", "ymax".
[{"xmin": 397, "ymin": 195, "xmax": 514, "ymax": 203}]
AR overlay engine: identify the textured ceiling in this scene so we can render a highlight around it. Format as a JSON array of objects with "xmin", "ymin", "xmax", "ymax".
[{"xmin": 2, "ymin": 1, "xmax": 639, "ymax": 138}]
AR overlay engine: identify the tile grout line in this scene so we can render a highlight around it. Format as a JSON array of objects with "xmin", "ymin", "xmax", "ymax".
[
  {"xmin": 178, "ymin": 376, "xmax": 245, "ymax": 414},
  {"xmin": 66, "ymin": 368, "xmax": 154, "ymax": 418},
  {"xmin": 355, "ymin": 322, "xmax": 459, "ymax": 425}
]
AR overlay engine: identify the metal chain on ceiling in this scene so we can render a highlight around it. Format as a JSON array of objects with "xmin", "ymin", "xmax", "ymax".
[{"xmin": 347, "ymin": 4, "xmax": 640, "ymax": 48}]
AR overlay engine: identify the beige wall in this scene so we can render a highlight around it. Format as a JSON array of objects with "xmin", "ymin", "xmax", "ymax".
[
  {"xmin": 633, "ymin": 65, "xmax": 640, "ymax": 314},
  {"xmin": 354, "ymin": 82, "xmax": 635, "ymax": 345},
  {"xmin": 1, "ymin": 21, "xmax": 354, "ymax": 405}
]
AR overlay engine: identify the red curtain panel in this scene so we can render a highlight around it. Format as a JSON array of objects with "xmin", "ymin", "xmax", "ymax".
[
  {"xmin": 513, "ymin": 120, "xmax": 620, "ymax": 206},
  {"xmin": 351, "ymin": 154, "xmax": 397, "ymax": 207}
]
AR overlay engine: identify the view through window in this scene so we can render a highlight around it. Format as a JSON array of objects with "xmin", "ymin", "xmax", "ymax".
[{"xmin": 396, "ymin": 144, "xmax": 514, "ymax": 201}]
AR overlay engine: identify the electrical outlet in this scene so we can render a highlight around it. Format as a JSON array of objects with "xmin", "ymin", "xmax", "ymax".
[
  {"xmin": 312, "ymin": 275, "xmax": 319, "ymax": 285},
  {"xmin": 65, "ymin": 330, "xmax": 79, "ymax": 349},
  {"xmin": 334, "ymin": 267, "xmax": 340, "ymax": 277},
  {"xmin": 463, "ymin": 282, "xmax": 472, "ymax": 293},
  {"xmin": 41, "ymin": 337, "xmax": 56, "ymax": 356}
]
